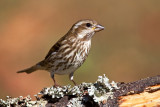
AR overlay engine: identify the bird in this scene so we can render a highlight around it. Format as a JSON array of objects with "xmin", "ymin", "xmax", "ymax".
[{"xmin": 17, "ymin": 19, "xmax": 104, "ymax": 86}]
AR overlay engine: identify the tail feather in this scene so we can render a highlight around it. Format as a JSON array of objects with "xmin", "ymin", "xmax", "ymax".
[{"xmin": 17, "ymin": 65, "xmax": 38, "ymax": 74}]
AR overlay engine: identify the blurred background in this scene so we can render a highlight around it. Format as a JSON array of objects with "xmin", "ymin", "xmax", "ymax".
[{"xmin": 0, "ymin": 0, "xmax": 160, "ymax": 100}]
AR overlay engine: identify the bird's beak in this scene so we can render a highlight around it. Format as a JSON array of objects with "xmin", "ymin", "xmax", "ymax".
[{"xmin": 93, "ymin": 24, "xmax": 104, "ymax": 32}]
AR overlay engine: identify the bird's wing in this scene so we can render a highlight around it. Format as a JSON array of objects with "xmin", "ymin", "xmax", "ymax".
[
  {"xmin": 45, "ymin": 41, "xmax": 61, "ymax": 59},
  {"xmin": 45, "ymin": 36, "xmax": 66, "ymax": 59}
]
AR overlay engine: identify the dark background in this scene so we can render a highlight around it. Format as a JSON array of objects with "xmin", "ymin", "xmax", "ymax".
[{"xmin": 0, "ymin": 0, "xmax": 160, "ymax": 99}]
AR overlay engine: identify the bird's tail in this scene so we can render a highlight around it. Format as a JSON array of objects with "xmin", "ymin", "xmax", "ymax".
[{"xmin": 17, "ymin": 64, "xmax": 42, "ymax": 74}]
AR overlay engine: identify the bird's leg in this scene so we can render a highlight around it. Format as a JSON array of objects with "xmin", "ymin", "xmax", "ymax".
[
  {"xmin": 69, "ymin": 72, "xmax": 76, "ymax": 86},
  {"xmin": 50, "ymin": 72, "xmax": 59, "ymax": 87}
]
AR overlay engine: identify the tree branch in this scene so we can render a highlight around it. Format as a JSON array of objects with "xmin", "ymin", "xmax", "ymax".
[{"xmin": 0, "ymin": 75, "xmax": 160, "ymax": 107}]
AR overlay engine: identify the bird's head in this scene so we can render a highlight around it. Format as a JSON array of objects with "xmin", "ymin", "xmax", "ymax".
[{"xmin": 69, "ymin": 19, "xmax": 104, "ymax": 41}]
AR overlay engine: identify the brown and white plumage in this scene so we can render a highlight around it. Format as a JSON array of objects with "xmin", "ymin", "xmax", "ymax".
[{"xmin": 17, "ymin": 19, "xmax": 104, "ymax": 86}]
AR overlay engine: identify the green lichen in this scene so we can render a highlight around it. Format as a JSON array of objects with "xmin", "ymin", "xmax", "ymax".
[{"xmin": 0, "ymin": 74, "xmax": 118, "ymax": 107}]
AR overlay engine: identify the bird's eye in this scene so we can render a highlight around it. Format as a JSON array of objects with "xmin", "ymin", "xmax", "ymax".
[{"xmin": 86, "ymin": 23, "xmax": 92, "ymax": 27}]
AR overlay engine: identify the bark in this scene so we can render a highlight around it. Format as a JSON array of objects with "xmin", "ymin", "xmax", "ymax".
[{"xmin": 0, "ymin": 75, "xmax": 160, "ymax": 107}]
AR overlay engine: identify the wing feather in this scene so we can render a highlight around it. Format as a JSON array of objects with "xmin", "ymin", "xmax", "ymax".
[{"xmin": 45, "ymin": 36, "xmax": 67, "ymax": 59}]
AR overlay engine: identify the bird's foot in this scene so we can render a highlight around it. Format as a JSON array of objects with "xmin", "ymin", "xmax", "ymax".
[{"xmin": 53, "ymin": 84, "xmax": 62, "ymax": 88}]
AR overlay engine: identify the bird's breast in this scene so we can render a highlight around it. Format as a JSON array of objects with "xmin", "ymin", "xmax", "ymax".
[
  {"xmin": 47, "ymin": 40, "xmax": 91, "ymax": 74},
  {"xmin": 72, "ymin": 40, "xmax": 91, "ymax": 67}
]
